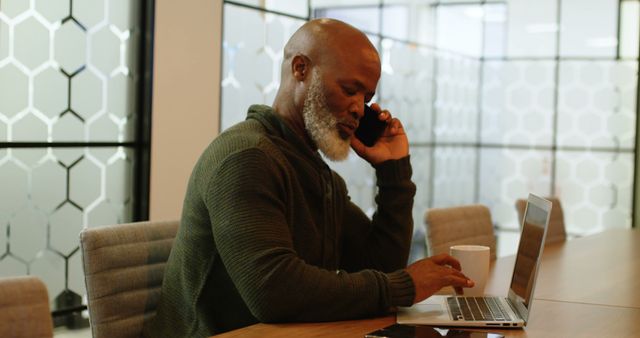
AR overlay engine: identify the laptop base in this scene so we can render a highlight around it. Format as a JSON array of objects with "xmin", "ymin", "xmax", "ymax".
[{"xmin": 397, "ymin": 296, "xmax": 525, "ymax": 328}]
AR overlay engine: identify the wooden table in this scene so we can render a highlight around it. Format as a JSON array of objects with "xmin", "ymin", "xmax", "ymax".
[
  {"xmin": 485, "ymin": 228, "xmax": 640, "ymax": 308},
  {"xmin": 216, "ymin": 228, "xmax": 640, "ymax": 337}
]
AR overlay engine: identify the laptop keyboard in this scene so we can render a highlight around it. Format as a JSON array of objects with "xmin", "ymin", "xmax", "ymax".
[{"xmin": 446, "ymin": 297, "xmax": 513, "ymax": 321}]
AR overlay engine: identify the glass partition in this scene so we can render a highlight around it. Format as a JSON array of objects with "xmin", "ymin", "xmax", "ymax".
[
  {"xmin": 0, "ymin": 0, "xmax": 151, "ymax": 321},
  {"xmin": 220, "ymin": 0, "xmax": 640, "ymax": 260}
]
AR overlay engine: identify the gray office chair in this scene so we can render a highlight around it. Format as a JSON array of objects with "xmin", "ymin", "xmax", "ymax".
[
  {"xmin": 80, "ymin": 220, "xmax": 179, "ymax": 338},
  {"xmin": 516, "ymin": 197, "xmax": 567, "ymax": 244},
  {"xmin": 425, "ymin": 204, "xmax": 497, "ymax": 261}
]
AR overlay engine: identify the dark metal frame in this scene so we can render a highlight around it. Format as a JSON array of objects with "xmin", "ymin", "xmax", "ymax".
[{"xmin": 133, "ymin": 0, "xmax": 156, "ymax": 221}]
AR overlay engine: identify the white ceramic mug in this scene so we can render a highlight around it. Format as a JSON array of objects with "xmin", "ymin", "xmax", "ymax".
[{"xmin": 450, "ymin": 245, "xmax": 490, "ymax": 296}]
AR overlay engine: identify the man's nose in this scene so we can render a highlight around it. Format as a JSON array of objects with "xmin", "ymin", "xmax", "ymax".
[{"xmin": 350, "ymin": 102, "xmax": 364, "ymax": 120}]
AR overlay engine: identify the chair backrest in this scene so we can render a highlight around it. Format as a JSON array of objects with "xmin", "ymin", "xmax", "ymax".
[
  {"xmin": 425, "ymin": 204, "xmax": 497, "ymax": 261},
  {"xmin": 80, "ymin": 220, "xmax": 179, "ymax": 338},
  {"xmin": 516, "ymin": 197, "xmax": 566, "ymax": 244},
  {"xmin": 0, "ymin": 276, "xmax": 53, "ymax": 338}
]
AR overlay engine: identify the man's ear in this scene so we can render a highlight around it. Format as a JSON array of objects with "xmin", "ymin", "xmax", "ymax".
[{"xmin": 291, "ymin": 54, "xmax": 311, "ymax": 81}]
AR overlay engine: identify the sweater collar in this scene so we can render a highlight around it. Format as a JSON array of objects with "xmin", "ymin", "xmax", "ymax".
[{"xmin": 246, "ymin": 104, "xmax": 330, "ymax": 170}]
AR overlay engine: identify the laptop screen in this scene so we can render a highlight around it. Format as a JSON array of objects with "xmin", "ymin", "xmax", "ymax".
[{"xmin": 508, "ymin": 199, "xmax": 549, "ymax": 311}]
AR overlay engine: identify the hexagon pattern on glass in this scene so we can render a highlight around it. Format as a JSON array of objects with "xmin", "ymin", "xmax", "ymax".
[
  {"xmin": 0, "ymin": 0, "xmax": 140, "ymax": 306},
  {"xmin": 557, "ymin": 61, "xmax": 638, "ymax": 149},
  {"xmin": 0, "ymin": 148, "xmax": 135, "ymax": 302},
  {"xmin": 221, "ymin": 5, "xmax": 305, "ymax": 130},
  {"xmin": 0, "ymin": 1, "xmax": 138, "ymax": 143}
]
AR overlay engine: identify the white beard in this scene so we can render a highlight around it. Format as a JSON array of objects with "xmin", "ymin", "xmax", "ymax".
[{"xmin": 302, "ymin": 71, "xmax": 351, "ymax": 161}]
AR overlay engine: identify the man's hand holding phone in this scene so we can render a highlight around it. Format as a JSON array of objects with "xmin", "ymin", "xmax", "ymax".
[{"xmin": 351, "ymin": 103, "xmax": 409, "ymax": 165}]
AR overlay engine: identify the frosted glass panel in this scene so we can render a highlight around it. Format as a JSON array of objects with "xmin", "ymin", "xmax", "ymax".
[
  {"xmin": 560, "ymin": 0, "xmax": 618, "ymax": 57},
  {"xmin": 432, "ymin": 146, "xmax": 476, "ymax": 207},
  {"xmin": 620, "ymin": 1, "xmax": 640, "ymax": 58},
  {"xmin": 381, "ymin": 5, "xmax": 409, "ymax": 40},
  {"xmin": 0, "ymin": 147, "xmax": 135, "ymax": 303},
  {"xmin": 481, "ymin": 60, "xmax": 556, "ymax": 146},
  {"xmin": 313, "ymin": 5, "xmax": 380, "ymax": 34},
  {"xmin": 556, "ymin": 61, "xmax": 638, "ymax": 150},
  {"xmin": 381, "ymin": 0, "xmax": 436, "ymax": 45},
  {"xmin": 483, "ymin": 3, "xmax": 507, "ymax": 58},
  {"xmin": 0, "ymin": 1, "xmax": 141, "ymax": 142},
  {"xmin": 434, "ymin": 53, "xmax": 480, "ymax": 143},
  {"xmin": 378, "ymin": 39, "xmax": 434, "ymax": 143},
  {"xmin": 506, "ymin": 0, "xmax": 557, "ymax": 57},
  {"xmin": 555, "ymin": 151, "xmax": 633, "ymax": 234},
  {"xmin": 0, "ymin": 64, "xmax": 29, "ymax": 120},
  {"xmin": 0, "ymin": 19, "xmax": 9, "ymax": 61},
  {"xmin": 233, "ymin": 0, "xmax": 310, "ymax": 17},
  {"xmin": 479, "ymin": 148, "xmax": 553, "ymax": 230},
  {"xmin": 436, "ymin": 4, "xmax": 483, "ymax": 57},
  {"xmin": 223, "ymin": 0, "xmax": 640, "ymax": 252},
  {"xmin": 222, "ymin": 4, "xmax": 306, "ymax": 130}
]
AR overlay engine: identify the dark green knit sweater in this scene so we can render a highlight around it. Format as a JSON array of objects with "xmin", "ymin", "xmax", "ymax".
[{"xmin": 143, "ymin": 105, "xmax": 416, "ymax": 337}]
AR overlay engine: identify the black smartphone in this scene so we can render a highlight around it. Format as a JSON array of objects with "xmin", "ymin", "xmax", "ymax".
[
  {"xmin": 355, "ymin": 104, "xmax": 387, "ymax": 147},
  {"xmin": 365, "ymin": 324, "xmax": 505, "ymax": 338}
]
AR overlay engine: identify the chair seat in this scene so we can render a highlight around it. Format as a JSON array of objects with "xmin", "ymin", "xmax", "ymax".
[{"xmin": 0, "ymin": 276, "xmax": 53, "ymax": 338}]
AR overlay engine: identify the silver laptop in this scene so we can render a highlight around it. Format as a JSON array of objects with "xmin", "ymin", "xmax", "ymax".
[{"xmin": 398, "ymin": 193, "xmax": 552, "ymax": 328}]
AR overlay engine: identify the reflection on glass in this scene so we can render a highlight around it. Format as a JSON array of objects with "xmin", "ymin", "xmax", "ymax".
[
  {"xmin": 506, "ymin": 0, "xmax": 557, "ymax": 57},
  {"xmin": 436, "ymin": 4, "xmax": 483, "ymax": 57},
  {"xmin": 234, "ymin": 0, "xmax": 309, "ymax": 18},
  {"xmin": 620, "ymin": 1, "xmax": 640, "ymax": 58},
  {"xmin": 483, "ymin": 3, "xmax": 507, "ymax": 57},
  {"xmin": 313, "ymin": 5, "xmax": 380, "ymax": 34},
  {"xmin": 381, "ymin": 5, "xmax": 409, "ymax": 41},
  {"xmin": 560, "ymin": 0, "xmax": 618, "ymax": 57}
]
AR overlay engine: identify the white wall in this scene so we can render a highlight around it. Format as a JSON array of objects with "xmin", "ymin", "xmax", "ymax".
[{"xmin": 149, "ymin": 0, "xmax": 222, "ymax": 220}]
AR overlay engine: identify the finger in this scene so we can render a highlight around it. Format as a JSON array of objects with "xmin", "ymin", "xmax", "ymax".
[
  {"xmin": 389, "ymin": 118, "xmax": 405, "ymax": 134},
  {"xmin": 393, "ymin": 118, "xmax": 404, "ymax": 129},
  {"xmin": 445, "ymin": 275, "xmax": 475, "ymax": 288},
  {"xmin": 454, "ymin": 286, "xmax": 464, "ymax": 295},
  {"xmin": 431, "ymin": 254, "xmax": 462, "ymax": 271},
  {"xmin": 448, "ymin": 257, "xmax": 462, "ymax": 272},
  {"xmin": 449, "ymin": 268, "xmax": 470, "ymax": 281},
  {"xmin": 379, "ymin": 110, "xmax": 392, "ymax": 122},
  {"xmin": 370, "ymin": 102, "xmax": 382, "ymax": 112}
]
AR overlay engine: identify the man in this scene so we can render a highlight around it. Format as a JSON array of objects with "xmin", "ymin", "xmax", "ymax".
[{"xmin": 144, "ymin": 18, "xmax": 473, "ymax": 337}]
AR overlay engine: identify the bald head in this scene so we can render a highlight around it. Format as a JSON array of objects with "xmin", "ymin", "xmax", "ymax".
[{"xmin": 282, "ymin": 18, "xmax": 379, "ymax": 76}]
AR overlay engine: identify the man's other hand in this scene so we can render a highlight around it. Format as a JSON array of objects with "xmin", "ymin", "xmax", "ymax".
[
  {"xmin": 350, "ymin": 103, "xmax": 409, "ymax": 165},
  {"xmin": 405, "ymin": 254, "xmax": 475, "ymax": 304}
]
